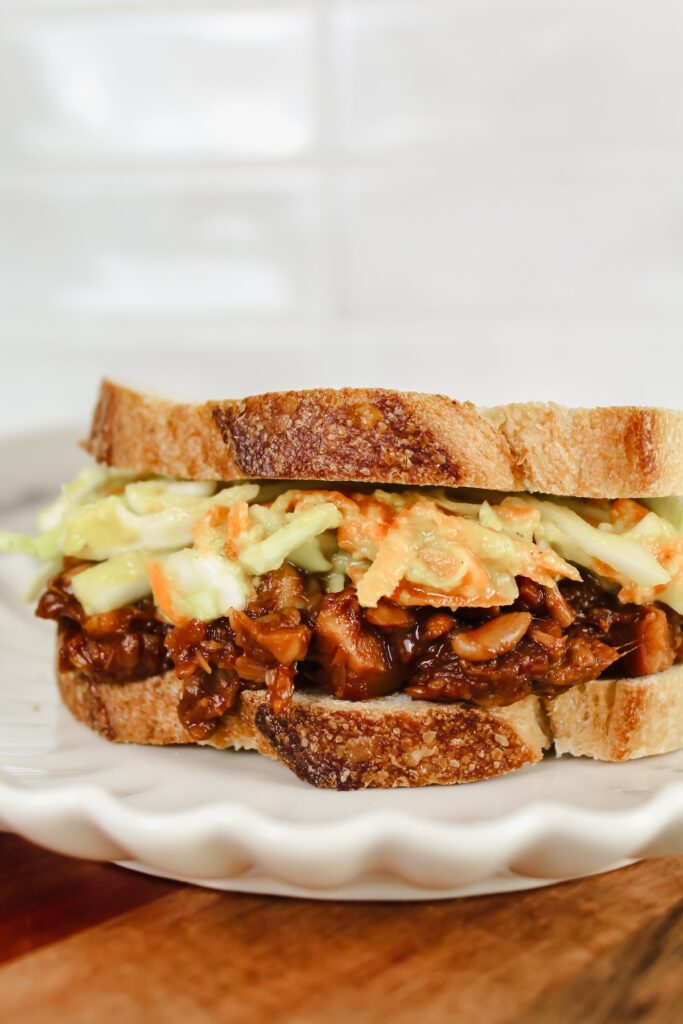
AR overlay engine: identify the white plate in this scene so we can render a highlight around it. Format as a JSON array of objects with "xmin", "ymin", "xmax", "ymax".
[{"xmin": 2, "ymin": 431, "xmax": 683, "ymax": 900}]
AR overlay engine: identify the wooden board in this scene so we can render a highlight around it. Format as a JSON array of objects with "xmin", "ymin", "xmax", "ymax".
[{"xmin": 1, "ymin": 833, "xmax": 683, "ymax": 1023}]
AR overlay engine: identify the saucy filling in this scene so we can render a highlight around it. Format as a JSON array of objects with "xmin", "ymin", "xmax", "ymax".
[
  {"xmin": 37, "ymin": 562, "xmax": 683, "ymax": 741},
  {"xmin": 4, "ymin": 466, "xmax": 682, "ymax": 741}
]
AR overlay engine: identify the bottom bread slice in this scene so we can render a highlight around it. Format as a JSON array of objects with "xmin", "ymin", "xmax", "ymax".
[
  {"xmin": 545, "ymin": 666, "xmax": 683, "ymax": 761},
  {"xmin": 58, "ymin": 663, "xmax": 683, "ymax": 789},
  {"xmin": 58, "ymin": 669, "xmax": 551, "ymax": 789}
]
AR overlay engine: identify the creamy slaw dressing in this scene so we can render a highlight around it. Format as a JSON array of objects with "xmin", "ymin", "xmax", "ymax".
[{"xmin": 2, "ymin": 467, "xmax": 683, "ymax": 623}]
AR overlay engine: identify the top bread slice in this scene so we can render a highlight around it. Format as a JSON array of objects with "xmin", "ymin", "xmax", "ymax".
[{"xmin": 85, "ymin": 380, "xmax": 683, "ymax": 498}]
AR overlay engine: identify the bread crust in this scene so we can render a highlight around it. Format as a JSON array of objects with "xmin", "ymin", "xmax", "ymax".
[
  {"xmin": 58, "ymin": 661, "xmax": 683, "ymax": 786},
  {"xmin": 85, "ymin": 381, "xmax": 683, "ymax": 498},
  {"xmin": 57, "ymin": 669, "xmax": 269, "ymax": 753},
  {"xmin": 545, "ymin": 664, "xmax": 683, "ymax": 761},
  {"xmin": 57, "ymin": 669, "xmax": 551, "ymax": 790}
]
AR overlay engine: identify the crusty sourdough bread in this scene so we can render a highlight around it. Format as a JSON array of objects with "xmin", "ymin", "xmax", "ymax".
[
  {"xmin": 85, "ymin": 380, "xmax": 683, "ymax": 498},
  {"xmin": 545, "ymin": 667, "xmax": 683, "ymax": 761},
  {"xmin": 58, "ymin": 668, "xmax": 552, "ymax": 789},
  {"xmin": 58, "ymin": 662, "xmax": 683, "ymax": 788},
  {"xmin": 76, "ymin": 380, "xmax": 683, "ymax": 785}
]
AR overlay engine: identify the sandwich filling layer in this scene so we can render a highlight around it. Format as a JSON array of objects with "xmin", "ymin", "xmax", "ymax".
[{"xmin": 4, "ymin": 468, "xmax": 683, "ymax": 740}]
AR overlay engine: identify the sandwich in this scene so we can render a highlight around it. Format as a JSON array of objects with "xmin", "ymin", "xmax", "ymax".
[{"xmin": 2, "ymin": 380, "xmax": 683, "ymax": 789}]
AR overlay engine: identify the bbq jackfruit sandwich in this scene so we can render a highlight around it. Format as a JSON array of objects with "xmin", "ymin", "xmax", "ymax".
[{"xmin": 3, "ymin": 380, "xmax": 683, "ymax": 789}]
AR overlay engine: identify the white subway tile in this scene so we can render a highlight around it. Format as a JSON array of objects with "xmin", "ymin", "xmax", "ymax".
[
  {"xmin": 0, "ymin": 6, "xmax": 316, "ymax": 164},
  {"xmin": 331, "ymin": 0, "xmax": 683, "ymax": 153},
  {"xmin": 0, "ymin": 173, "xmax": 321, "ymax": 317},
  {"xmin": 335, "ymin": 169, "xmax": 683, "ymax": 316}
]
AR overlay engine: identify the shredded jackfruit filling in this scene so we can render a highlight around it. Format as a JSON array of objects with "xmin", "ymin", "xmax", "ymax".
[{"xmin": 2, "ymin": 467, "xmax": 683, "ymax": 622}]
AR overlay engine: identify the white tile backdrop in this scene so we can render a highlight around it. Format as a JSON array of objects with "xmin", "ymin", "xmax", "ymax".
[{"xmin": 0, "ymin": 0, "xmax": 682, "ymax": 435}]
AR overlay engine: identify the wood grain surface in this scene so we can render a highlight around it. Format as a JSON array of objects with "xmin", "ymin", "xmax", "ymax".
[{"xmin": 1, "ymin": 835, "xmax": 682, "ymax": 1023}]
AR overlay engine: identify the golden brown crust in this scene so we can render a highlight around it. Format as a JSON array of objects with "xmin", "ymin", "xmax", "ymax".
[
  {"xmin": 85, "ymin": 381, "xmax": 517, "ymax": 490},
  {"xmin": 59, "ymin": 659, "xmax": 683, "ymax": 785},
  {"xmin": 84, "ymin": 381, "xmax": 683, "ymax": 497},
  {"xmin": 57, "ymin": 669, "xmax": 551, "ymax": 789},
  {"xmin": 211, "ymin": 388, "xmax": 516, "ymax": 489},
  {"xmin": 545, "ymin": 664, "xmax": 683, "ymax": 761},
  {"xmin": 251, "ymin": 691, "xmax": 551, "ymax": 789}
]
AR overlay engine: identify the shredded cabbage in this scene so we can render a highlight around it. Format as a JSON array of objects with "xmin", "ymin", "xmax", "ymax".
[
  {"xmin": 513, "ymin": 497, "xmax": 671, "ymax": 588},
  {"xmin": 7, "ymin": 464, "xmax": 683, "ymax": 618},
  {"xmin": 643, "ymin": 497, "xmax": 683, "ymax": 531},
  {"xmin": 153, "ymin": 549, "xmax": 250, "ymax": 623},
  {"xmin": 240, "ymin": 504, "xmax": 343, "ymax": 576},
  {"xmin": 60, "ymin": 483, "xmax": 260, "ymax": 560},
  {"xmin": 37, "ymin": 466, "xmax": 136, "ymax": 533},
  {"xmin": 124, "ymin": 479, "xmax": 217, "ymax": 515},
  {"xmin": 72, "ymin": 551, "xmax": 152, "ymax": 616}
]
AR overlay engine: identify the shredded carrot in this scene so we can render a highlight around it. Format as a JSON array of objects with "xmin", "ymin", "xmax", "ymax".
[
  {"xmin": 192, "ymin": 505, "xmax": 229, "ymax": 554},
  {"xmin": 337, "ymin": 498, "xmax": 393, "ymax": 554},
  {"xmin": 610, "ymin": 498, "xmax": 649, "ymax": 530},
  {"xmin": 193, "ymin": 502, "xmax": 251, "ymax": 559},
  {"xmin": 497, "ymin": 505, "xmax": 535, "ymax": 523},
  {"xmin": 458, "ymin": 558, "xmax": 496, "ymax": 596},
  {"xmin": 355, "ymin": 517, "xmax": 412, "ymax": 606},
  {"xmin": 207, "ymin": 505, "xmax": 229, "ymax": 527},
  {"xmin": 223, "ymin": 500, "xmax": 250, "ymax": 560},
  {"xmin": 147, "ymin": 561, "xmax": 181, "ymax": 624},
  {"xmin": 592, "ymin": 558, "xmax": 622, "ymax": 583},
  {"xmin": 338, "ymin": 516, "xmax": 390, "ymax": 553}
]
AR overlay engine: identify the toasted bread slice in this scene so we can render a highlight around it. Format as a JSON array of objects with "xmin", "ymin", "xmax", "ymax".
[
  {"xmin": 545, "ymin": 666, "xmax": 683, "ymax": 761},
  {"xmin": 58, "ymin": 662, "xmax": 683, "ymax": 788},
  {"xmin": 85, "ymin": 380, "xmax": 683, "ymax": 498},
  {"xmin": 58, "ymin": 669, "xmax": 552, "ymax": 789}
]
